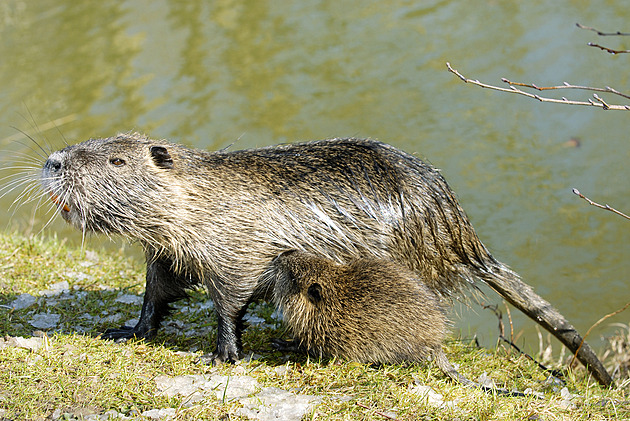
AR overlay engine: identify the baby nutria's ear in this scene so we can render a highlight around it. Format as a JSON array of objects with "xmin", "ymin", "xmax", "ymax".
[
  {"xmin": 306, "ymin": 283, "xmax": 323, "ymax": 304},
  {"xmin": 150, "ymin": 146, "xmax": 174, "ymax": 169}
]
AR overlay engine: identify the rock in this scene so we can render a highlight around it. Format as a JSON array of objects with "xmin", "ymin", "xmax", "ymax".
[
  {"xmin": 408, "ymin": 384, "xmax": 457, "ymax": 410},
  {"xmin": 115, "ymin": 294, "xmax": 143, "ymax": 305},
  {"xmin": 8, "ymin": 293, "xmax": 37, "ymax": 310},
  {"xmin": 40, "ymin": 281, "xmax": 70, "ymax": 296},
  {"xmin": 28, "ymin": 313, "xmax": 60, "ymax": 329},
  {"xmin": 141, "ymin": 408, "xmax": 177, "ymax": 419},
  {"xmin": 238, "ymin": 387, "xmax": 321, "ymax": 421}
]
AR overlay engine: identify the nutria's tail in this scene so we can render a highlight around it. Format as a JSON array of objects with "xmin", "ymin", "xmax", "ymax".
[
  {"xmin": 477, "ymin": 262, "xmax": 613, "ymax": 387},
  {"xmin": 433, "ymin": 348, "xmax": 475, "ymax": 387}
]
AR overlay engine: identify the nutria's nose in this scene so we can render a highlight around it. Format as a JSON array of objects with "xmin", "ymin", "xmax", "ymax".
[
  {"xmin": 43, "ymin": 152, "xmax": 64, "ymax": 173},
  {"xmin": 43, "ymin": 159, "xmax": 62, "ymax": 173}
]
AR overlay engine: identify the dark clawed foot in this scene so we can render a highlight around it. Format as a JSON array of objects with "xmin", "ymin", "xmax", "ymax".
[
  {"xmin": 198, "ymin": 346, "xmax": 242, "ymax": 366},
  {"xmin": 101, "ymin": 325, "xmax": 151, "ymax": 343},
  {"xmin": 271, "ymin": 338, "xmax": 300, "ymax": 352}
]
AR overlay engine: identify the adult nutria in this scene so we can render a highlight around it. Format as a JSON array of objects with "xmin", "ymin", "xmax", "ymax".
[
  {"xmin": 269, "ymin": 250, "xmax": 515, "ymax": 392},
  {"xmin": 39, "ymin": 133, "xmax": 611, "ymax": 385}
]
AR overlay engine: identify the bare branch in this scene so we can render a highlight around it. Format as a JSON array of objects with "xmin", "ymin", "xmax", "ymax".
[
  {"xmin": 587, "ymin": 42, "xmax": 630, "ymax": 54},
  {"xmin": 576, "ymin": 24, "xmax": 630, "ymax": 54},
  {"xmin": 501, "ymin": 79, "xmax": 630, "ymax": 101},
  {"xmin": 446, "ymin": 62, "xmax": 630, "ymax": 111},
  {"xmin": 572, "ymin": 189, "xmax": 630, "ymax": 221},
  {"xmin": 576, "ymin": 23, "xmax": 630, "ymax": 36}
]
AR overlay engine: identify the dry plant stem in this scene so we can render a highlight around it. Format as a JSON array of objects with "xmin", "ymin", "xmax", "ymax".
[
  {"xmin": 506, "ymin": 303, "xmax": 514, "ymax": 343},
  {"xmin": 570, "ymin": 302, "xmax": 630, "ymax": 369},
  {"xmin": 484, "ymin": 305, "xmax": 565, "ymax": 380},
  {"xmin": 356, "ymin": 403, "xmax": 401, "ymax": 421},
  {"xmin": 576, "ymin": 23, "xmax": 630, "ymax": 37},
  {"xmin": 573, "ymin": 189, "xmax": 630, "ymax": 221},
  {"xmin": 446, "ymin": 62, "xmax": 630, "ymax": 111}
]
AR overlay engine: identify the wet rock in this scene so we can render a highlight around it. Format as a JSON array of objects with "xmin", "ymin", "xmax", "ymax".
[
  {"xmin": 115, "ymin": 294, "xmax": 143, "ymax": 305},
  {"xmin": 243, "ymin": 313, "xmax": 266, "ymax": 326},
  {"xmin": 8, "ymin": 293, "xmax": 37, "ymax": 310},
  {"xmin": 28, "ymin": 313, "xmax": 60, "ymax": 329}
]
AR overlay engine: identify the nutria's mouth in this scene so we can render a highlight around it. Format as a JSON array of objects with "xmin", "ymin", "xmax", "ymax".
[{"xmin": 49, "ymin": 193, "xmax": 70, "ymax": 213}]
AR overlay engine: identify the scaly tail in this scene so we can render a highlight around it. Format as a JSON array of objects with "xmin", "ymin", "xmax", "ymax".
[{"xmin": 479, "ymin": 263, "xmax": 613, "ymax": 387}]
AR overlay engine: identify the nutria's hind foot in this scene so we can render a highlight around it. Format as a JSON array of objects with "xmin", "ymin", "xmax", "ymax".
[
  {"xmin": 101, "ymin": 324, "xmax": 156, "ymax": 342},
  {"xmin": 198, "ymin": 347, "xmax": 242, "ymax": 366}
]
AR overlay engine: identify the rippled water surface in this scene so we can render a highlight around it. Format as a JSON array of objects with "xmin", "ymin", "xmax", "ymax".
[{"xmin": 1, "ymin": 0, "xmax": 629, "ymax": 351}]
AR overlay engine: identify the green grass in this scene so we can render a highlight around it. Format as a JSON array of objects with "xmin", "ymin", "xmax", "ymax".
[{"xmin": 0, "ymin": 232, "xmax": 628, "ymax": 420}]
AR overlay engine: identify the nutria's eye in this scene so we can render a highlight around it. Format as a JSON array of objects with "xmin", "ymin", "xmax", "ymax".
[{"xmin": 109, "ymin": 158, "xmax": 126, "ymax": 166}]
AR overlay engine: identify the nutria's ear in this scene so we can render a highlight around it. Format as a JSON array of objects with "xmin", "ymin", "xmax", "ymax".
[
  {"xmin": 150, "ymin": 146, "xmax": 174, "ymax": 169},
  {"xmin": 274, "ymin": 249, "xmax": 298, "ymax": 262},
  {"xmin": 307, "ymin": 283, "xmax": 323, "ymax": 304}
]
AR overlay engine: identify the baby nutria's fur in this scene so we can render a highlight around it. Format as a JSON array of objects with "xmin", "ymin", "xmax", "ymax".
[
  {"xmin": 40, "ymin": 133, "xmax": 611, "ymax": 385},
  {"xmin": 270, "ymin": 250, "xmax": 456, "ymax": 366}
]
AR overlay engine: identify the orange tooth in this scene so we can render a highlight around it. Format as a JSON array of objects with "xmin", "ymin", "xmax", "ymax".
[{"xmin": 49, "ymin": 193, "xmax": 70, "ymax": 212}]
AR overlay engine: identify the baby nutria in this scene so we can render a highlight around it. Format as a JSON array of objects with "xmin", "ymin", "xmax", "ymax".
[
  {"xmin": 270, "ymin": 250, "xmax": 458, "ymax": 364},
  {"xmin": 269, "ymin": 250, "xmax": 523, "ymax": 394},
  {"xmin": 39, "ymin": 133, "xmax": 610, "ymax": 386}
]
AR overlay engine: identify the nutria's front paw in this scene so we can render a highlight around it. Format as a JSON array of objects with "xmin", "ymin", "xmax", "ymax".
[{"xmin": 271, "ymin": 338, "xmax": 301, "ymax": 352}]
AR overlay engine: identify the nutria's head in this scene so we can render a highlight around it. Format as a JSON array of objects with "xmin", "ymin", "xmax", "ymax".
[
  {"xmin": 270, "ymin": 250, "xmax": 349, "ymax": 355},
  {"xmin": 40, "ymin": 133, "xmax": 177, "ymax": 236},
  {"xmin": 271, "ymin": 250, "xmax": 336, "ymax": 309}
]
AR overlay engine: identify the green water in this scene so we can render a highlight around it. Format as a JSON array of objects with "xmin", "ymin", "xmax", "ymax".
[{"xmin": 1, "ymin": 0, "xmax": 628, "ymax": 354}]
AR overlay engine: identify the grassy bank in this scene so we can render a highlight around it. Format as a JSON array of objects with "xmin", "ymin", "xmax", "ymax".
[{"xmin": 0, "ymin": 232, "xmax": 628, "ymax": 420}]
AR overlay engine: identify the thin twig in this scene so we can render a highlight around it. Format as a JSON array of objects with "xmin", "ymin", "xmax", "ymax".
[
  {"xmin": 587, "ymin": 42, "xmax": 630, "ymax": 55},
  {"xmin": 501, "ymin": 79, "xmax": 630, "ymax": 101},
  {"xmin": 575, "ymin": 23, "xmax": 630, "ymax": 54},
  {"xmin": 576, "ymin": 23, "xmax": 630, "ymax": 37},
  {"xmin": 356, "ymin": 403, "xmax": 401, "ymax": 421},
  {"xmin": 446, "ymin": 62, "xmax": 630, "ymax": 111},
  {"xmin": 569, "ymin": 302, "xmax": 630, "ymax": 368},
  {"xmin": 572, "ymin": 189, "xmax": 630, "ymax": 221},
  {"xmin": 484, "ymin": 305, "xmax": 564, "ymax": 379}
]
